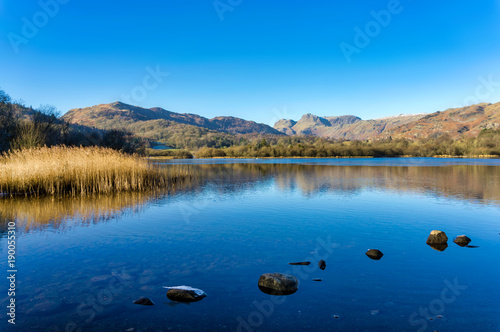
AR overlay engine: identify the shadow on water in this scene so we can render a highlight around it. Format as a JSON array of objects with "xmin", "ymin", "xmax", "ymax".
[{"xmin": 1, "ymin": 163, "xmax": 499, "ymax": 234}]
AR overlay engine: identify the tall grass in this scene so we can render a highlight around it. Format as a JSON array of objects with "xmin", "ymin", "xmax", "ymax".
[{"xmin": 0, "ymin": 146, "xmax": 190, "ymax": 197}]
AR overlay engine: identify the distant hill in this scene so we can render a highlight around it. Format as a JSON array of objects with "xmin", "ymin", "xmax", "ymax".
[
  {"xmin": 380, "ymin": 103, "xmax": 500, "ymax": 139},
  {"xmin": 274, "ymin": 113, "xmax": 425, "ymax": 140},
  {"xmin": 62, "ymin": 101, "xmax": 500, "ymax": 148},
  {"xmin": 274, "ymin": 119, "xmax": 297, "ymax": 135},
  {"xmin": 63, "ymin": 102, "xmax": 283, "ymax": 135},
  {"xmin": 274, "ymin": 102, "xmax": 500, "ymax": 140}
]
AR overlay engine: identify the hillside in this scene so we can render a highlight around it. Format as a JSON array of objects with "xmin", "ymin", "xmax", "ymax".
[
  {"xmin": 63, "ymin": 102, "xmax": 283, "ymax": 135},
  {"xmin": 380, "ymin": 102, "xmax": 500, "ymax": 139},
  {"xmin": 274, "ymin": 113, "xmax": 425, "ymax": 140},
  {"xmin": 62, "ymin": 101, "xmax": 500, "ymax": 148},
  {"xmin": 274, "ymin": 102, "xmax": 500, "ymax": 140}
]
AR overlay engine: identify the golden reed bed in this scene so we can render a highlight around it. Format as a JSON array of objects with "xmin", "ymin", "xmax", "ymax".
[{"xmin": 0, "ymin": 146, "xmax": 189, "ymax": 197}]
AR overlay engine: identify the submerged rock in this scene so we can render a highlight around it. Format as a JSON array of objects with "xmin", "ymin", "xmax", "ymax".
[
  {"xmin": 164, "ymin": 286, "xmax": 207, "ymax": 302},
  {"xmin": 318, "ymin": 260, "xmax": 326, "ymax": 270},
  {"xmin": 453, "ymin": 235, "xmax": 471, "ymax": 247},
  {"xmin": 258, "ymin": 273, "xmax": 298, "ymax": 295},
  {"xmin": 288, "ymin": 262, "xmax": 310, "ymax": 265},
  {"xmin": 312, "ymin": 278, "xmax": 322, "ymax": 282},
  {"xmin": 133, "ymin": 297, "xmax": 154, "ymax": 306},
  {"xmin": 426, "ymin": 230, "xmax": 448, "ymax": 245},
  {"xmin": 90, "ymin": 275, "xmax": 113, "ymax": 284},
  {"xmin": 428, "ymin": 243, "xmax": 448, "ymax": 251},
  {"xmin": 365, "ymin": 249, "xmax": 384, "ymax": 260},
  {"xmin": 94, "ymin": 304, "xmax": 127, "ymax": 321},
  {"xmin": 26, "ymin": 300, "xmax": 62, "ymax": 316}
]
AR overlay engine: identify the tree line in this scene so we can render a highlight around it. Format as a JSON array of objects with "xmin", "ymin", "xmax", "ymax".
[
  {"xmin": 0, "ymin": 89, "xmax": 145, "ymax": 154},
  {"xmin": 195, "ymin": 132, "xmax": 500, "ymax": 158}
]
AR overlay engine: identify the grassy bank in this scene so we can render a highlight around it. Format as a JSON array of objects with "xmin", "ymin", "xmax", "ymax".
[
  {"xmin": 145, "ymin": 148, "xmax": 193, "ymax": 159},
  {"xmin": 0, "ymin": 146, "xmax": 189, "ymax": 197}
]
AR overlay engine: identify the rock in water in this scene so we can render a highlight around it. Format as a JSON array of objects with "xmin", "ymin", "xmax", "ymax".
[
  {"xmin": 133, "ymin": 297, "xmax": 154, "ymax": 306},
  {"xmin": 312, "ymin": 278, "xmax": 322, "ymax": 282},
  {"xmin": 426, "ymin": 230, "xmax": 448, "ymax": 245},
  {"xmin": 365, "ymin": 249, "xmax": 384, "ymax": 260},
  {"xmin": 258, "ymin": 273, "xmax": 299, "ymax": 295},
  {"xmin": 318, "ymin": 260, "xmax": 326, "ymax": 270},
  {"xmin": 289, "ymin": 262, "xmax": 311, "ymax": 265},
  {"xmin": 453, "ymin": 235, "xmax": 471, "ymax": 247},
  {"xmin": 428, "ymin": 243, "xmax": 448, "ymax": 251},
  {"xmin": 164, "ymin": 286, "xmax": 207, "ymax": 302}
]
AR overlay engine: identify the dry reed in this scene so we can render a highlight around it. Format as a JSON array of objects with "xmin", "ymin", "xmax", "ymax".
[{"xmin": 0, "ymin": 146, "xmax": 190, "ymax": 197}]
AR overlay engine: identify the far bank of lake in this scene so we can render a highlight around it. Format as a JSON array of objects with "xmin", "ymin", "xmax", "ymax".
[{"xmin": 1, "ymin": 158, "xmax": 499, "ymax": 331}]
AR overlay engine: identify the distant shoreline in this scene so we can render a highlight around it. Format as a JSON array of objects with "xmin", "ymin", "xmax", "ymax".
[{"xmin": 161, "ymin": 155, "xmax": 500, "ymax": 160}]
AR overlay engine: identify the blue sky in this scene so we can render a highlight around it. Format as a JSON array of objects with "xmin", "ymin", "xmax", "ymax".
[{"xmin": 1, "ymin": 0, "xmax": 500, "ymax": 125}]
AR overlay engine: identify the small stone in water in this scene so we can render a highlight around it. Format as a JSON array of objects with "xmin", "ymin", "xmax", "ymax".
[
  {"xmin": 318, "ymin": 260, "xmax": 326, "ymax": 270},
  {"xmin": 258, "ymin": 273, "xmax": 299, "ymax": 295},
  {"xmin": 453, "ymin": 235, "xmax": 471, "ymax": 247},
  {"xmin": 365, "ymin": 249, "xmax": 384, "ymax": 260},
  {"xmin": 289, "ymin": 262, "xmax": 311, "ymax": 265},
  {"xmin": 133, "ymin": 297, "xmax": 154, "ymax": 306},
  {"xmin": 426, "ymin": 230, "xmax": 448, "ymax": 245},
  {"xmin": 164, "ymin": 286, "xmax": 207, "ymax": 302},
  {"xmin": 333, "ymin": 315, "xmax": 340, "ymax": 319},
  {"xmin": 436, "ymin": 315, "xmax": 443, "ymax": 319}
]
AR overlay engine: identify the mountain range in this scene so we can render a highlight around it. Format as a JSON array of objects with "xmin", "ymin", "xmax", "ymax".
[
  {"xmin": 274, "ymin": 113, "xmax": 426, "ymax": 140},
  {"xmin": 274, "ymin": 102, "xmax": 500, "ymax": 140},
  {"xmin": 62, "ymin": 101, "xmax": 500, "ymax": 145},
  {"xmin": 63, "ymin": 102, "xmax": 282, "ymax": 135}
]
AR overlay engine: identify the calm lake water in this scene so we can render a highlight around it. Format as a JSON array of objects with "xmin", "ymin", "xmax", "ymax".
[{"xmin": 1, "ymin": 158, "xmax": 500, "ymax": 331}]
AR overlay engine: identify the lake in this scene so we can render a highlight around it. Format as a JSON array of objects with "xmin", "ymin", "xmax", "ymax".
[{"xmin": 1, "ymin": 158, "xmax": 499, "ymax": 331}]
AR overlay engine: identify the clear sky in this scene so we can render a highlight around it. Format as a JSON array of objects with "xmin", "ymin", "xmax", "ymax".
[{"xmin": 1, "ymin": 0, "xmax": 500, "ymax": 125}]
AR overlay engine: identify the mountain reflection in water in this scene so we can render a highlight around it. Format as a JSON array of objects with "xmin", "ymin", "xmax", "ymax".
[{"xmin": 1, "ymin": 163, "xmax": 499, "ymax": 234}]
